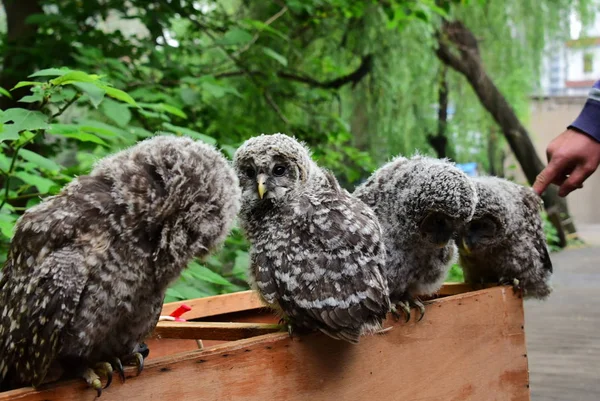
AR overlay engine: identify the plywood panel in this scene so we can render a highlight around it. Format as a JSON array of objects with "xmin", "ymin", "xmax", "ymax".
[{"xmin": 0, "ymin": 286, "xmax": 529, "ymax": 401}]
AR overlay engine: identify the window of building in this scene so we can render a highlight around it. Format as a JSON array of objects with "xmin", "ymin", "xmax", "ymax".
[{"xmin": 584, "ymin": 52, "xmax": 594, "ymax": 73}]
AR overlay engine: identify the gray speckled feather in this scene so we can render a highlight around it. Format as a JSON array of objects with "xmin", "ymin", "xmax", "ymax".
[
  {"xmin": 0, "ymin": 135, "xmax": 241, "ymax": 389},
  {"xmin": 234, "ymin": 133, "xmax": 390, "ymax": 343},
  {"xmin": 354, "ymin": 154, "xmax": 477, "ymax": 304},
  {"xmin": 457, "ymin": 176, "xmax": 553, "ymax": 299}
]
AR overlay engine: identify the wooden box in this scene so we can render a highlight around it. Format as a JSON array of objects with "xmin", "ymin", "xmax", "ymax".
[{"xmin": 0, "ymin": 284, "xmax": 530, "ymax": 401}]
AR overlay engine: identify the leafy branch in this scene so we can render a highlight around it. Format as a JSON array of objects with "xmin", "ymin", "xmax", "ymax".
[{"xmin": 0, "ymin": 92, "xmax": 81, "ymax": 212}]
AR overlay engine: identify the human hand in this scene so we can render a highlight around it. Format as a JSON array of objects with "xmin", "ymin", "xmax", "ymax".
[{"xmin": 533, "ymin": 129, "xmax": 600, "ymax": 197}]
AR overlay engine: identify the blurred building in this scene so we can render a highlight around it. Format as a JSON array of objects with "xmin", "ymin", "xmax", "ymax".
[{"xmin": 538, "ymin": 12, "xmax": 600, "ymax": 97}]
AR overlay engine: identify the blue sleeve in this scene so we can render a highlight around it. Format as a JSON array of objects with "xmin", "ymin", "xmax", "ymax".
[{"xmin": 568, "ymin": 80, "xmax": 600, "ymax": 142}]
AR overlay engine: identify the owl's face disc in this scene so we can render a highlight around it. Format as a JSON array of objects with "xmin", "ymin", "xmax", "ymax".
[
  {"xmin": 233, "ymin": 134, "xmax": 313, "ymax": 205},
  {"xmin": 237, "ymin": 154, "xmax": 302, "ymax": 202}
]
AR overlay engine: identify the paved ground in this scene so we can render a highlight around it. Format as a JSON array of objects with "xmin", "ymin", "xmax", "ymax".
[
  {"xmin": 575, "ymin": 224, "xmax": 600, "ymax": 246},
  {"xmin": 525, "ymin": 246, "xmax": 600, "ymax": 401}
]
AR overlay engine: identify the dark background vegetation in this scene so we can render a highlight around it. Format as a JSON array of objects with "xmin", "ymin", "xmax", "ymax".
[{"xmin": 0, "ymin": 0, "xmax": 589, "ymax": 301}]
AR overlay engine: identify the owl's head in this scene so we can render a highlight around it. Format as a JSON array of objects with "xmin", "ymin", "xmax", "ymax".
[
  {"xmin": 401, "ymin": 156, "xmax": 477, "ymax": 248},
  {"xmin": 91, "ymin": 134, "xmax": 241, "ymax": 265},
  {"xmin": 233, "ymin": 133, "xmax": 317, "ymax": 204},
  {"xmin": 457, "ymin": 177, "xmax": 531, "ymax": 255}
]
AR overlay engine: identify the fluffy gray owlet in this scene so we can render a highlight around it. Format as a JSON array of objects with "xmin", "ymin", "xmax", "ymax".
[
  {"xmin": 456, "ymin": 176, "xmax": 553, "ymax": 299},
  {"xmin": 0, "ymin": 135, "xmax": 241, "ymax": 395},
  {"xmin": 354, "ymin": 155, "xmax": 477, "ymax": 321},
  {"xmin": 234, "ymin": 133, "xmax": 390, "ymax": 344}
]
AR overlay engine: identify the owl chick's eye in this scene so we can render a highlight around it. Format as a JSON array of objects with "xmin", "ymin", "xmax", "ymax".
[
  {"xmin": 245, "ymin": 168, "xmax": 256, "ymax": 179},
  {"xmin": 272, "ymin": 165, "xmax": 287, "ymax": 177}
]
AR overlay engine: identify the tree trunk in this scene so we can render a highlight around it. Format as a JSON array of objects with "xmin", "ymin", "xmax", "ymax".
[
  {"xmin": 428, "ymin": 66, "xmax": 453, "ymax": 159},
  {"xmin": 0, "ymin": 0, "xmax": 44, "ymax": 110},
  {"xmin": 435, "ymin": 20, "xmax": 572, "ymax": 245}
]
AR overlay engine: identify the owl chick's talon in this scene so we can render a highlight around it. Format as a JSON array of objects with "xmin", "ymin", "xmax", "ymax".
[
  {"xmin": 112, "ymin": 357, "xmax": 125, "ymax": 383},
  {"xmin": 411, "ymin": 298, "xmax": 426, "ymax": 322},
  {"xmin": 397, "ymin": 301, "xmax": 411, "ymax": 323},
  {"xmin": 94, "ymin": 362, "xmax": 113, "ymax": 389},
  {"xmin": 390, "ymin": 305, "xmax": 401, "ymax": 321},
  {"xmin": 131, "ymin": 352, "xmax": 144, "ymax": 376},
  {"xmin": 81, "ymin": 367, "xmax": 103, "ymax": 397}
]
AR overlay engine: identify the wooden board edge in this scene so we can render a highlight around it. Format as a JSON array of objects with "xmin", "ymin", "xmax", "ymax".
[
  {"xmin": 160, "ymin": 283, "xmax": 490, "ymax": 321},
  {"xmin": 152, "ymin": 322, "xmax": 284, "ymax": 341}
]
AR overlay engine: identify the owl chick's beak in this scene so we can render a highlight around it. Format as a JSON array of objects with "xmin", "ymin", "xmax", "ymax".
[{"xmin": 257, "ymin": 174, "xmax": 268, "ymax": 199}]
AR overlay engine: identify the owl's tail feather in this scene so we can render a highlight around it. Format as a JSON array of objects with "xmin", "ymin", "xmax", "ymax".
[{"xmin": 318, "ymin": 327, "xmax": 360, "ymax": 344}]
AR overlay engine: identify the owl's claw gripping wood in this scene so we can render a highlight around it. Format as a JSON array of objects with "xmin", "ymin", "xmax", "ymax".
[
  {"xmin": 498, "ymin": 277, "xmax": 523, "ymax": 297},
  {"xmin": 112, "ymin": 357, "xmax": 125, "ymax": 383},
  {"xmin": 392, "ymin": 302, "xmax": 411, "ymax": 323},
  {"xmin": 510, "ymin": 278, "xmax": 523, "ymax": 298},
  {"xmin": 411, "ymin": 297, "xmax": 426, "ymax": 322},
  {"xmin": 82, "ymin": 368, "xmax": 103, "ymax": 397},
  {"xmin": 122, "ymin": 352, "xmax": 145, "ymax": 376},
  {"xmin": 82, "ymin": 362, "xmax": 113, "ymax": 397}
]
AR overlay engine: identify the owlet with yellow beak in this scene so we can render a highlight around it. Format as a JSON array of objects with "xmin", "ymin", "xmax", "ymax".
[{"xmin": 233, "ymin": 133, "xmax": 391, "ymax": 344}]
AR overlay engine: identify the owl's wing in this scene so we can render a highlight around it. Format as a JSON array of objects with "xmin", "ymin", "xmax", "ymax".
[
  {"xmin": 0, "ymin": 186, "xmax": 103, "ymax": 389},
  {"xmin": 276, "ymin": 185, "xmax": 390, "ymax": 343},
  {"xmin": 0, "ymin": 247, "xmax": 88, "ymax": 388}
]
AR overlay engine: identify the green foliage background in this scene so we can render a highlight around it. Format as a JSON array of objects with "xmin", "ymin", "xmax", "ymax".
[{"xmin": 0, "ymin": 0, "xmax": 588, "ymax": 300}]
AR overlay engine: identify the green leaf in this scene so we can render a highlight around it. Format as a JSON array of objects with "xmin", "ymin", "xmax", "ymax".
[
  {"xmin": 18, "ymin": 93, "xmax": 44, "ymax": 103},
  {"xmin": 241, "ymin": 19, "xmax": 289, "ymax": 41},
  {"xmin": 0, "ymin": 150, "xmax": 10, "ymax": 171},
  {"xmin": 127, "ymin": 126, "xmax": 154, "ymax": 138},
  {"xmin": 217, "ymin": 28, "xmax": 253, "ymax": 45},
  {"xmin": 0, "ymin": 87, "xmax": 12, "ymax": 98},
  {"xmin": 14, "ymin": 131, "xmax": 36, "ymax": 147},
  {"xmin": 165, "ymin": 287, "xmax": 186, "ymax": 302},
  {"xmin": 180, "ymin": 87, "xmax": 199, "ymax": 106},
  {"xmin": 101, "ymin": 98, "xmax": 132, "ymax": 127},
  {"xmin": 19, "ymin": 149, "xmax": 63, "ymax": 172},
  {"xmin": 159, "ymin": 104, "xmax": 186, "ymax": 119},
  {"xmin": 1, "ymin": 109, "xmax": 50, "ymax": 142},
  {"xmin": 220, "ymin": 144, "xmax": 237, "ymax": 159},
  {"xmin": 48, "ymin": 123, "xmax": 108, "ymax": 145},
  {"xmin": 232, "ymin": 251, "xmax": 250, "ymax": 277},
  {"xmin": 0, "ymin": 213, "xmax": 17, "ymax": 238},
  {"xmin": 187, "ymin": 262, "xmax": 232, "ymax": 286},
  {"xmin": 73, "ymin": 82, "xmax": 106, "ymax": 108},
  {"xmin": 199, "ymin": 78, "xmax": 242, "ymax": 99},
  {"xmin": 60, "ymin": 131, "xmax": 108, "ymax": 145},
  {"xmin": 138, "ymin": 102, "xmax": 187, "ymax": 119},
  {"xmin": 201, "ymin": 82, "xmax": 226, "ymax": 98},
  {"xmin": 11, "ymin": 81, "xmax": 42, "ymax": 90},
  {"xmin": 162, "ymin": 122, "xmax": 217, "ymax": 145},
  {"xmin": 262, "ymin": 47, "xmax": 288, "ymax": 66},
  {"xmin": 50, "ymin": 71, "xmax": 101, "ymax": 86},
  {"xmin": 29, "ymin": 68, "xmax": 72, "ymax": 78},
  {"xmin": 0, "ymin": 131, "xmax": 19, "ymax": 142},
  {"xmin": 100, "ymin": 85, "xmax": 138, "ymax": 106},
  {"xmin": 13, "ymin": 171, "xmax": 57, "ymax": 193}
]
